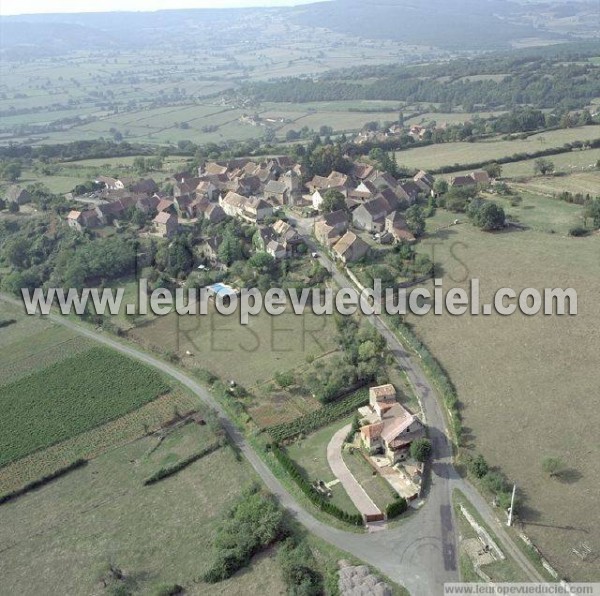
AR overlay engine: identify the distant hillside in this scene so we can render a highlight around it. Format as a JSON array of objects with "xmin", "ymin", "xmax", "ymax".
[
  {"xmin": 290, "ymin": 0, "xmax": 557, "ymax": 50},
  {"xmin": 0, "ymin": 0, "xmax": 597, "ymax": 57}
]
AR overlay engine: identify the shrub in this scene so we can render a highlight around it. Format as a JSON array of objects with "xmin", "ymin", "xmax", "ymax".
[
  {"xmin": 569, "ymin": 226, "xmax": 589, "ymax": 237},
  {"xmin": 274, "ymin": 370, "xmax": 295, "ymax": 388},
  {"xmin": 467, "ymin": 454, "xmax": 489, "ymax": 479},
  {"xmin": 203, "ymin": 485, "xmax": 288, "ymax": 583},
  {"xmin": 278, "ymin": 539, "xmax": 323, "ymax": 596},
  {"xmin": 542, "ymin": 456, "xmax": 565, "ymax": 478},
  {"xmin": 386, "ymin": 497, "xmax": 408, "ymax": 519},
  {"xmin": 482, "ymin": 471, "xmax": 508, "ymax": 495}
]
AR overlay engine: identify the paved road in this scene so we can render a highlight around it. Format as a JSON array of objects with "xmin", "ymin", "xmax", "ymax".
[
  {"xmin": 327, "ymin": 424, "xmax": 382, "ymax": 518},
  {"xmin": 1, "ymin": 243, "xmax": 544, "ymax": 596}
]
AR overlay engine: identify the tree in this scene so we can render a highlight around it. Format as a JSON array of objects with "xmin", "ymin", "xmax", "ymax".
[
  {"xmin": 2, "ymin": 161, "xmax": 22, "ymax": 182},
  {"xmin": 248, "ymin": 252, "xmax": 275, "ymax": 273},
  {"xmin": 583, "ymin": 197, "xmax": 600, "ymax": 230},
  {"xmin": 534, "ymin": 158, "xmax": 554, "ymax": 176},
  {"xmin": 410, "ymin": 438, "xmax": 432, "ymax": 462},
  {"xmin": 542, "ymin": 456, "xmax": 565, "ymax": 478},
  {"xmin": 433, "ymin": 179, "xmax": 448, "ymax": 196},
  {"xmin": 484, "ymin": 162, "xmax": 502, "ymax": 179},
  {"xmin": 320, "ymin": 189, "xmax": 346, "ymax": 214},
  {"xmin": 8, "ymin": 202, "xmax": 19, "ymax": 214},
  {"xmin": 471, "ymin": 201, "xmax": 505, "ymax": 231},
  {"xmin": 405, "ymin": 205, "xmax": 426, "ymax": 237}
]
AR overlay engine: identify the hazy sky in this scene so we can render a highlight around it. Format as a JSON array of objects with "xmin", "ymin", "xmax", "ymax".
[{"xmin": 0, "ymin": 0, "xmax": 318, "ymax": 17}]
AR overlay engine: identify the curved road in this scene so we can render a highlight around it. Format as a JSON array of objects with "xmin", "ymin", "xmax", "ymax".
[{"xmin": 1, "ymin": 252, "xmax": 543, "ymax": 596}]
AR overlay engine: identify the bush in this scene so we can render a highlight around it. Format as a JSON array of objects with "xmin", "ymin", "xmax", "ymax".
[
  {"xmin": 278, "ymin": 539, "xmax": 323, "ymax": 596},
  {"xmin": 569, "ymin": 226, "xmax": 590, "ymax": 237},
  {"xmin": 467, "ymin": 454, "xmax": 489, "ymax": 479},
  {"xmin": 386, "ymin": 497, "xmax": 408, "ymax": 519},
  {"xmin": 410, "ymin": 438, "xmax": 432, "ymax": 462},
  {"xmin": 482, "ymin": 471, "xmax": 508, "ymax": 495},
  {"xmin": 274, "ymin": 370, "xmax": 295, "ymax": 388},
  {"xmin": 203, "ymin": 485, "xmax": 288, "ymax": 583}
]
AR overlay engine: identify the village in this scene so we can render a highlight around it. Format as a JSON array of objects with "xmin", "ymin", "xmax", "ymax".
[{"xmin": 40, "ymin": 153, "xmax": 493, "ymax": 267}]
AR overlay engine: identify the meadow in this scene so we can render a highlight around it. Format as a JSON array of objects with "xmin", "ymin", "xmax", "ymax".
[
  {"xmin": 412, "ymin": 208, "xmax": 600, "ymax": 581},
  {"xmin": 128, "ymin": 304, "xmax": 339, "ymax": 389},
  {"xmin": 0, "ymin": 422, "xmax": 277, "ymax": 594},
  {"xmin": 395, "ymin": 126, "xmax": 600, "ymax": 171},
  {"xmin": 0, "ymin": 347, "xmax": 170, "ymax": 467}
]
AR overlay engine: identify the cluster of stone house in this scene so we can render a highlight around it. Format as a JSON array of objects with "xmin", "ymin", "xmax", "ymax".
[
  {"xmin": 311, "ymin": 167, "xmax": 437, "ymax": 262},
  {"xmin": 61, "ymin": 154, "xmax": 436, "ymax": 269},
  {"xmin": 354, "ymin": 121, "xmax": 450, "ymax": 145},
  {"xmin": 254, "ymin": 219, "xmax": 303, "ymax": 259},
  {"xmin": 359, "ymin": 384, "xmax": 425, "ymax": 464}
]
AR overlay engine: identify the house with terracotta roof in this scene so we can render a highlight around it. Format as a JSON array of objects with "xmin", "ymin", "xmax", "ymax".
[
  {"xmin": 332, "ymin": 231, "xmax": 369, "ymax": 263},
  {"xmin": 360, "ymin": 384, "xmax": 425, "ymax": 464},
  {"xmin": 153, "ymin": 211, "xmax": 178, "ymax": 238},
  {"xmin": 66, "ymin": 209, "xmax": 99, "ymax": 231}
]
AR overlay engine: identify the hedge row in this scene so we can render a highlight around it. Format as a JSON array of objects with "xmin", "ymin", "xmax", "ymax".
[
  {"xmin": 429, "ymin": 138, "xmax": 600, "ymax": 175},
  {"xmin": 143, "ymin": 441, "xmax": 222, "ymax": 485},
  {"xmin": 271, "ymin": 446, "xmax": 363, "ymax": 526},
  {"xmin": 0, "ymin": 459, "xmax": 88, "ymax": 506},
  {"xmin": 385, "ymin": 316, "xmax": 462, "ymax": 445},
  {"xmin": 267, "ymin": 388, "xmax": 369, "ymax": 442},
  {"xmin": 386, "ymin": 497, "xmax": 408, "ymax": 519}
]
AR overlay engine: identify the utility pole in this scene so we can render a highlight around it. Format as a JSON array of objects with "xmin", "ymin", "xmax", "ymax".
[{"xmin": 507, "ymin": 484, "xmax": 517, "ymax": 526}]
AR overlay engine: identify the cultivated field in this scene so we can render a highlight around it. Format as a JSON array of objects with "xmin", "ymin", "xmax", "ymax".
[
  {"xmin": 411, "ymin": 210, "xmax": 600, "ymax": 581},
  {"xmin": 0, "ymin": 346, "xmax": 169, "ymax": 467},
  {"xmin": 0, "ymin": 304, "xmax": 198, "ymax": 492},
  {"xmin": 395, "ymin": 126, "xmax": 600, "ymax": 171}
]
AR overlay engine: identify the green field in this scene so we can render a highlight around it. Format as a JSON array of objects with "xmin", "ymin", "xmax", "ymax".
[
  {"xmin": 0, "ymin": 347, "xmax": 169, "ymax": 467},
  {"xmin": 501, "ymin": 148, "xmax": 600, "ymax": 178},
  {"xmin": 0, "ymin": 422, "xmax": 278, "ymax": 594},
  {"xmin": 395, "ymin": 126, "xmax": 600, "ymax": 171},
  {"xmin": 128, "ymin": 304, "xmax": 339, "ymax": 389},
  {"xmin": 413, "ymin": 209, "xmax": 600, "ymax": 581}
]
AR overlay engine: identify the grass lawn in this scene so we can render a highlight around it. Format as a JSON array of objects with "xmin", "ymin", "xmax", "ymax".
[
  {"xmin": 413, "ymin": 211, "xmax": 600, "ymax": 581},
  {"xmin": 0, "ymin": 347, "xmax": 170, "ymax": 467},
  {"xmin": 286, "ymin": 417, "xmax": 359, "ymax": 515},
  {"xmin": 453, "ymin": 489, "xmax": 528, "ymax": 583},
  {"xmin": 342, "ymin": 447, "xmax": 396, "ymax": 512}
]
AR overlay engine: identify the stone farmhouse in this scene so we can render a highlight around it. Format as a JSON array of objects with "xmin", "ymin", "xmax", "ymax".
[{"xmin": 359, "ymin": 384, "xmax": 425, "ymax": 464}]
